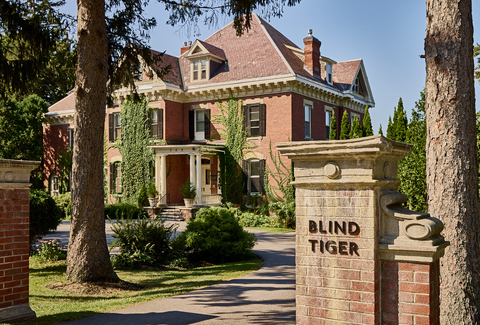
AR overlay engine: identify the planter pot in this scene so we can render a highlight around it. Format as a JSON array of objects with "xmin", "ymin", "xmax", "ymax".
[
  {"xmin": 184, "ymin": 198, "xmax": 194, "ymax": 208},
  {"xmin": 148, "ymin": 198, "xmax": 158, "ymax": 207}
]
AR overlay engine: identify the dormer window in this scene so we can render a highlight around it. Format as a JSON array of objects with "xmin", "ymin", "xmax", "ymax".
[
  {"xmin": 326, "ymin": 64, "xmax": 333, "ymax": 85},
  {"xmin": 193, "ymin": 59, "xmax": 207, "ymax": 81},
  {"xmin": 353, "ymin": 78, "xmax": 359, "ymax": 93}
]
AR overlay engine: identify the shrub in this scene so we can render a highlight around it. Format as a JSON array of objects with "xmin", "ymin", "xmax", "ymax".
[
  {"xmin": 53, "ymin": 192, "xmax": 71, "ymax": 219},
  {"xmin": 34, "ymin": 239, "xmax": 66, "ymax": 261},
  {"xmin": 137, "ymin": 183, "xmax": 149, "ymax": 209},
  {"xmin": 29, "ymin": 189, "xmax": 63, "ymax": 248},
  {"xmin": 237, "ymin": 212, "xmax": 271, "ymax": 227},
  {"xmin": 172, "ymin": 207, "xmax": 256, "ymax": 264},
  {"xmin": 105, "ymin": 202, "xmax": 146, "ymax": 219},
  {"xmin": 109, "ymin": 217, "xmax": 178, "ymax": 269},
  {"xmin": 180, "ymin": 181, "xmax": 196, "ymax": 199},
  {"xmin": 269, "ymin": 201, "xmax": 296, "ymax": 229}
]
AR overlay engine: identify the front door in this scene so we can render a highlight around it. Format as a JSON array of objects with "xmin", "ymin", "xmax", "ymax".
[{"xmin": 201, "ymin": 159, "xmax": 211, "ymax": 196}]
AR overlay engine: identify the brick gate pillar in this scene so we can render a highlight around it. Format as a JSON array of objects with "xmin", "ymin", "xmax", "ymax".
[
  {"xmin": 277, "ymin": 135, "xmax": 449, "ymax": 325},
  {"xmin": 0, "ymin": 159, "xmax": 39, "ymax": 323}
]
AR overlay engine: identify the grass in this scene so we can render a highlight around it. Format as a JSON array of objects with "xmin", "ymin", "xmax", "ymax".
[
  {"xmin": 246, "ymin": 226, "xmax": 295, "ymax": 233},
  {"xmin": 14, "ymin": 256, "xmax": 262, "ymax": 325}
]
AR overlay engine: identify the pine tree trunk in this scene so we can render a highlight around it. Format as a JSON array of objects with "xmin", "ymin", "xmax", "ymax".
[
  {"xmin": 66, "ymin": 0, "xmax": 118, "ymax": 283},
  {"xmin": 425, "ymin": 0, "xmax": 480, "ymax": 323}
]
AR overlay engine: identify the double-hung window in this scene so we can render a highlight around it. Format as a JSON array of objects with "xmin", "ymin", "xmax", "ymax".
[
  {"xmin": 189, "ymin": 109, "xmax": 211, "ymax": 141},
  {"xmin": 243, "ymin": 104, "xmax": 266, "ymax": 137},
  {"xmin": 326, "ymin": 64, "xmax": 333, "ymax": 85},
  {"xmin": 150, "ymin": 108, "xmax": 163, "ymax": 139},
  {"xmin": 109, "ymin": 112, "xmax": 121, "ymax": 142},
  {"xmin": 110, "ymin": 162, "xmax": 122, "ymax": 194},
  {"xmin": 325, "ymin": 108, "xmax": 332, "ymax": 140},
  {"xmin": 192, "ymin": 59, "xmax": 207, "ymax": 81},
  {"xmin": 305, "ymin": 103, "xmax": 312, "ymax": 139},
  {"xmin": 242, "ymin": 159, "xmax": 265, "ymax": 194}
]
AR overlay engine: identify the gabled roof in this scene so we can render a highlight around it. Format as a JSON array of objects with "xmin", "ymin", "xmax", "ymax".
[
  {"xmin": 333, "ymin": 59, "xmax": 362, "ymax": 92},
  {"xmin": 48, "ymin": 91, "xmax": 75, "ymax": 113},
  {"xmin": 150, "ymin": 51, "xmax": 183, "ymax": 87},
  {"xmin": 185, "ymin": 40, "xmax": 227, "ymax": 61}
]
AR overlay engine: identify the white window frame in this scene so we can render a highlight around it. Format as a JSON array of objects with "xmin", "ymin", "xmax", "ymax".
[
  {"xmin": 352, "ymin": 77, "xmax": 359, "ymax": 93},
  {"xmin": 195, "ymin": 109, "xmax": 206, "ymax": 141},
  {"xmin": 248, "ymin": 105, "xmax": 261, "ymax": 137},
  {"xmin": 326, "ymin": 64, "xmax": 333, "ymax": 85},
  {"xmin": 325, "ymin": 106, "xmax": 333, "ymax": 140},
  {"xmin": 248, "ymin": 160, "xmax": 261, "ymax": 194},
  {"xmin": 68, "ymin": 128, "xmax": 74, "ymax": 149},
  {"xmin": 191, "ymin": 58, "xmax": 209, "ymax": 81},
  {"xmin": 304, "ymin": 100, "xmax": 313, "ymax": 139}
]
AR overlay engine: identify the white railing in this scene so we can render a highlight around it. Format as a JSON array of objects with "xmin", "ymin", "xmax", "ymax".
[{"xmin": 201, "ymin": 194, "xmax": 222, "ymax": 205}]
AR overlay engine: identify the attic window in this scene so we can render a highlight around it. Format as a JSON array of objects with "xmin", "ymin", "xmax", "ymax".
[
  {"xmin": 353, "ymin": 78, "xmax": 359, "ymax": 93},
  {"xmin": 192, "ymin": 59, "xmax": 207, "ymax": 80},
  {"xmin": 326, "ymin": 64, "xmax": 333, "ymax": 85}
]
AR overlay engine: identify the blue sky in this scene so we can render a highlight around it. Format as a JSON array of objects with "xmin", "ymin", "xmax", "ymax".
[{"xmin": 63, "ymin": 0, "xmax": 480, "ymax": 132}]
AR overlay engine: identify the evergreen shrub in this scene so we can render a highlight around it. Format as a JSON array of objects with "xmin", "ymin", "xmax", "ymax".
[
  {"xmin": 137, "ymin": 183, "xmax": 149, "ymax": 209},
  {"xmin": 53, "ymin": 192, "xmax": 71, "ymax": 219},
  {"xmin": 237, "ymin": 212, "xmax": 271, "ymax": 227},
  {"xmin": 269, "ymin": 201, "xmax": 296, "ymax": 229},
  {"xmin": 29, "ymin": 189, "xmax": 63, "ymax": 247},
  {"xmin": 172, "ymin": 207, "xmax": 256, "ymax": 263},
  {"xmin": 110, "ymin": 217, "xmax": 178, "ymax": 269},
  {"xmin": 105, "ymin": 202, "xmax": 146, "ymax": 219}
]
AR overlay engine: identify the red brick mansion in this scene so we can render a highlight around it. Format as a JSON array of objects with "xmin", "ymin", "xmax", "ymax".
[{"xmin": 43, "ymin": 14, "xmax": 375, "ymax": 205}]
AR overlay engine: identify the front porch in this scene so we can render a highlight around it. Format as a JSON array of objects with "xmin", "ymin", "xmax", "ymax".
[{"xmin": 150, "ymin": 144, "xmax": 224, "ymax": 206}]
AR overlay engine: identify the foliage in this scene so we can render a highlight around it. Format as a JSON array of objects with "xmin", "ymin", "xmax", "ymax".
[
  {"xmin": 57, "ymin": 147, "xmax": 73, "ymax": 194},
  {"xmin": 397, "ymin": 91, "xmax": 427, "ymax": 213},
  {"xmin": 329, "ymin": 111, "xmax": 337, "ymax": 140},
  {"xmin": 137, "ymin": 183, "xmax": 149, "ymax": 209},
  {"xmin": 477, "ymin": 111, "xmax": 480, "ymax": 193},
  {"xmin": 104, "ymin": 202, "xmax": 147, "ymax": 220},
  {"xmin": 269, "ymin": 201, "xmax": 296, "ymax": 228},
  {"xmin": 349, "ymin": 115, "xmax": 362, "ymax": 139},
  {"xmin": 53, "ymin": 192, "xmax": 71, "ymax": 220},
  {"xmin": 213, "ymin": 97, "xmax": 249, "ymax": 205},
  {"xmin": 387, "ymin": 98, "xmax": 408, "ymax": 142},
  {"xmin": 29, "ymin": 189, "xmax": 63, "ymax": 248},
  {"xmin": 110, "ymin": 217, "xmax": 178, "ymax": 269},
  {"xmin": 362, "ymin": 106, "xmax": 374, "ymax": 137},
  {"xmin": 339, "ymin": 109, "xmax": 350, "ymax": 140},
  {"xmin": 172, "ymin": 207, "xmax": 256, "ymax": 264},
  {"xmin": 180, "ymin": 181, "xmax": 196, "ymax": 199},
  {"xmin": 147, "ymin": 181, "xmax": 158, "ymax": 198},
  {"xmin": 264, "ymin": 141, "xmax": 295, "ymax": 202},
  {"xmin": 34, "ymin": 239, "xmax": 66, "ymax": 261},
  {"xmin": 115, "ymin": 98, "xmax": 154, "ymax": 203},
  {"xmin": 237, "ymin": 212, "xmax": 271, "ymax": 227},
  {"xmin": 475, "ymin": 43, "xmax": 480, "ymax": 84},
  {"xmin": 378, "ymin": 124, "xmax": 383, "ymax": 135}
]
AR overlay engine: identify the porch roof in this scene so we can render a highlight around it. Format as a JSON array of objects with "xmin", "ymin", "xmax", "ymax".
[{"xmin": 149, "ymin": 143, "xmax": 225, "ymax": 156}]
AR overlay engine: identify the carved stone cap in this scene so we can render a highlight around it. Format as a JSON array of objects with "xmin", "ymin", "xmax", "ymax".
[
  {"xmin": 276, "ymin": 135, "xmax": 412, "ymax": 158},
  {"xmin": 0, "ymin": 159, "xmax": 40, "ymax": 188}
]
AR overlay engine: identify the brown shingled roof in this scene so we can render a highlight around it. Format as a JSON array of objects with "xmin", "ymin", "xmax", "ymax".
[
  {"xmin": 196, "ymin": 40, "xmax": 227, "ymax": 61},
  {"xmin": 332, "ymin": 59, "xmax": 361, "ymax": 91},
  {"xmin": 151, "ymin": 51, "xmax": 182, "ymax": 87},
  {"xmin": 48, "ymin": 91, "xmax": 75, "ymax": 113}
]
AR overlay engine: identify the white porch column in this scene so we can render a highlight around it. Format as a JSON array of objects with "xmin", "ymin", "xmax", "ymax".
[
  {"xmin": 189, "ymin": 154, "xmax": 195, "ymax": 186},
  {"xmin": 196, "ymin": 154, "xmax": 202, "ymax": 205},
  {"xmin": 160, "ymin": 155, "xmax": 167, "ymax": 204}
]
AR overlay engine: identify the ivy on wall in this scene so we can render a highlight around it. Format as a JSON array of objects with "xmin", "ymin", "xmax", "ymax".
[
  {"xmin": 213, "ymin": 96, "xmax": 249, "ymax": 205},
  {"xmin": 114, "ymin": 97, "xmax": 153, "ymax": 203},
  {"xmin": 264, "ymin": 141, "xmax": 294, "ymax": 203}
]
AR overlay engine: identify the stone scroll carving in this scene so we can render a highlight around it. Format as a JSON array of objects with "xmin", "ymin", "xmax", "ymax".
[{"xmin": 379, "ymin": 191, "xmax": 449, "ymax": 263}]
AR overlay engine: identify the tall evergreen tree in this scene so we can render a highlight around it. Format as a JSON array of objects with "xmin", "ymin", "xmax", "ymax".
[
  {"xmin": 340, "ymin": 110, "xmax": 350, "ymax": 140},
  {"xmin": 393, "ymin": 98, "xmax": 408, "ymax": 142},
  {"xmin": 329, "ymin": 111, "xmax": 337, "ymax": 140},
  {"xmin": 386, "ymin": 116, "xmax": 393, "ymax": 139},
  {"xmin": 349, "ymin": 115, "xmax": 362, "ymax": 139},
  {"xmin": 362, "ymin": 106, "xmax": 374, "ymax": 137},
  {"xmin": 378, "ymin": 124, "xmax": 383, "ymax": 135}
]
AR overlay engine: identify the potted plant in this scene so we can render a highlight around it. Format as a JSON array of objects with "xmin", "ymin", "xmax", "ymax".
[
  {"xmin": 180, "ymin": 181, "xmax": 196, "ymax": 208},
  {"xmin": 147, "ymin": 181, "xmax": 158, "ymax": 207}
]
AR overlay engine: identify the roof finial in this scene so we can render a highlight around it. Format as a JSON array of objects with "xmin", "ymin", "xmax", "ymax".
[{"xmin": 308, "ymin": 29, "xmax": 313, "ymax": 36}]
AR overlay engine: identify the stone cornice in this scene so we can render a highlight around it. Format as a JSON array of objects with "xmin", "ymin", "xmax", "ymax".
[
  {"xmin": 0, "ymin": 159, "xmax": 40, "ymax": 188},
  {"xmin": 43, "ymin": 110, "xmax": 74, "ymax": 126}
]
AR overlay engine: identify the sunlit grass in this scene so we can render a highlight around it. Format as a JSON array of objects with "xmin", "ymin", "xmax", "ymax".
[
  {"xmin": 13, "ymin": 256, "xmax": 262, "ymax": 325},
  {"xmin": 246, "ymin": 226, "xmax": 295, "ymax": 233}
]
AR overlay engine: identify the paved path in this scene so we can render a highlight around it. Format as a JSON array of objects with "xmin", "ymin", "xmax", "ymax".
[{"xmin": 44, "ymin": 221, "xmax": 296, "ymax": 325}]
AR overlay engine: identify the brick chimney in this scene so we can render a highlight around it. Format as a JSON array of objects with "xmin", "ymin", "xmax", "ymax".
[
  {"xmin": 181, "ymin": 41, "xmax": 192, "ymax": 55},
  {"xmin": 303, "ymin": 29, "xmax": 321, "ymax": 78}
]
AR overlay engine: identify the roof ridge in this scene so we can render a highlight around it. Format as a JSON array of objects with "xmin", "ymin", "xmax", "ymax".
[{"xmin": 255, "ymin": 14, "xmax": 295, "ymax": 76}]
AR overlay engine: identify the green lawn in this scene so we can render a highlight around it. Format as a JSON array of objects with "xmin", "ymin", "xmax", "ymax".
[
  {"xmin": 12, "ymin": 256, "xmax": 262, "ymax": 325},
  {"xmin": 246, "ymin": 226, "xmax": 295, "ymax": 233}
]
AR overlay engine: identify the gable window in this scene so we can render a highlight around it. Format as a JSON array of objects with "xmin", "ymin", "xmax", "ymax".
[
  {"xmin": 109, "ymin": 161, "xmax": 122, "ymax": 194},
  {"xmin": 326, "ymin": 64, "xmax": 333, "ymax": 85},
  {"xmin": 242, "ymin": 159, "xmax": 265, "ymax": 194},
  {"xmin": 325, "ymin": 107, "xmax": 333, "ymax": 140},
  {"xmin": 352, "ymin": 78, "xmax": 359, "ymax": 93},
  {"xmin": 243, "ymin": 104, "xmax": 266, "ymax": 137},
  {"xmin": 304, "ymin": 101, "xmax": 313, "ymax": 139},
  {"xmin": 192, "ymin": 59, "xmax": 207, "ymax": 81},
  {"xmin": 108, "ymin": 112, "xmax": 121, "ymax": 142},
  {"xmin": 189, "ymin": 109, "xmax": 211, "ymax": 141},
  {"xmin": 151, "ymin": 108, "xmax": 163, "ymax": 139}
]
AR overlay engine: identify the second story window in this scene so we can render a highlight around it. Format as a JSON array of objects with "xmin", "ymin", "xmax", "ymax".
[
  {"xmin": 325, "ymin": 108, "xmax": 332, "ymax": 140},
  {"xmin": 68, "ymin": 128, "xmax": 74, "ymax": 148},
  {"xmin": 326, "ymin": 64, "xmax": 333, "ymax": 85},
  {"xmin": 189, "ymin": 109, "xmax": 211, "ymax": 141},
  {"xmin": 150, "ymin": 108, "xmax": 163, "ymax": 139},
  {"xmin": 109, "ymin": 112, "xmax": 121, "ymax": 142},
  {"xmin": 243, "ymin": 104, "xmax": 266, "ymax": 137},
  {"xmin": 305, "ymin": 102, "xmax": 313, "ymax": 139}
]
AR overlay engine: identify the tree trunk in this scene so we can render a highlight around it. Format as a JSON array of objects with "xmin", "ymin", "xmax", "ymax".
[
  {"xmin": 425, "ymin": 0, "xmax": 480, "ymax": 323},
  {"xmin": 66, "ymin": 0, "xmax": 118, "ymax": 283}
]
